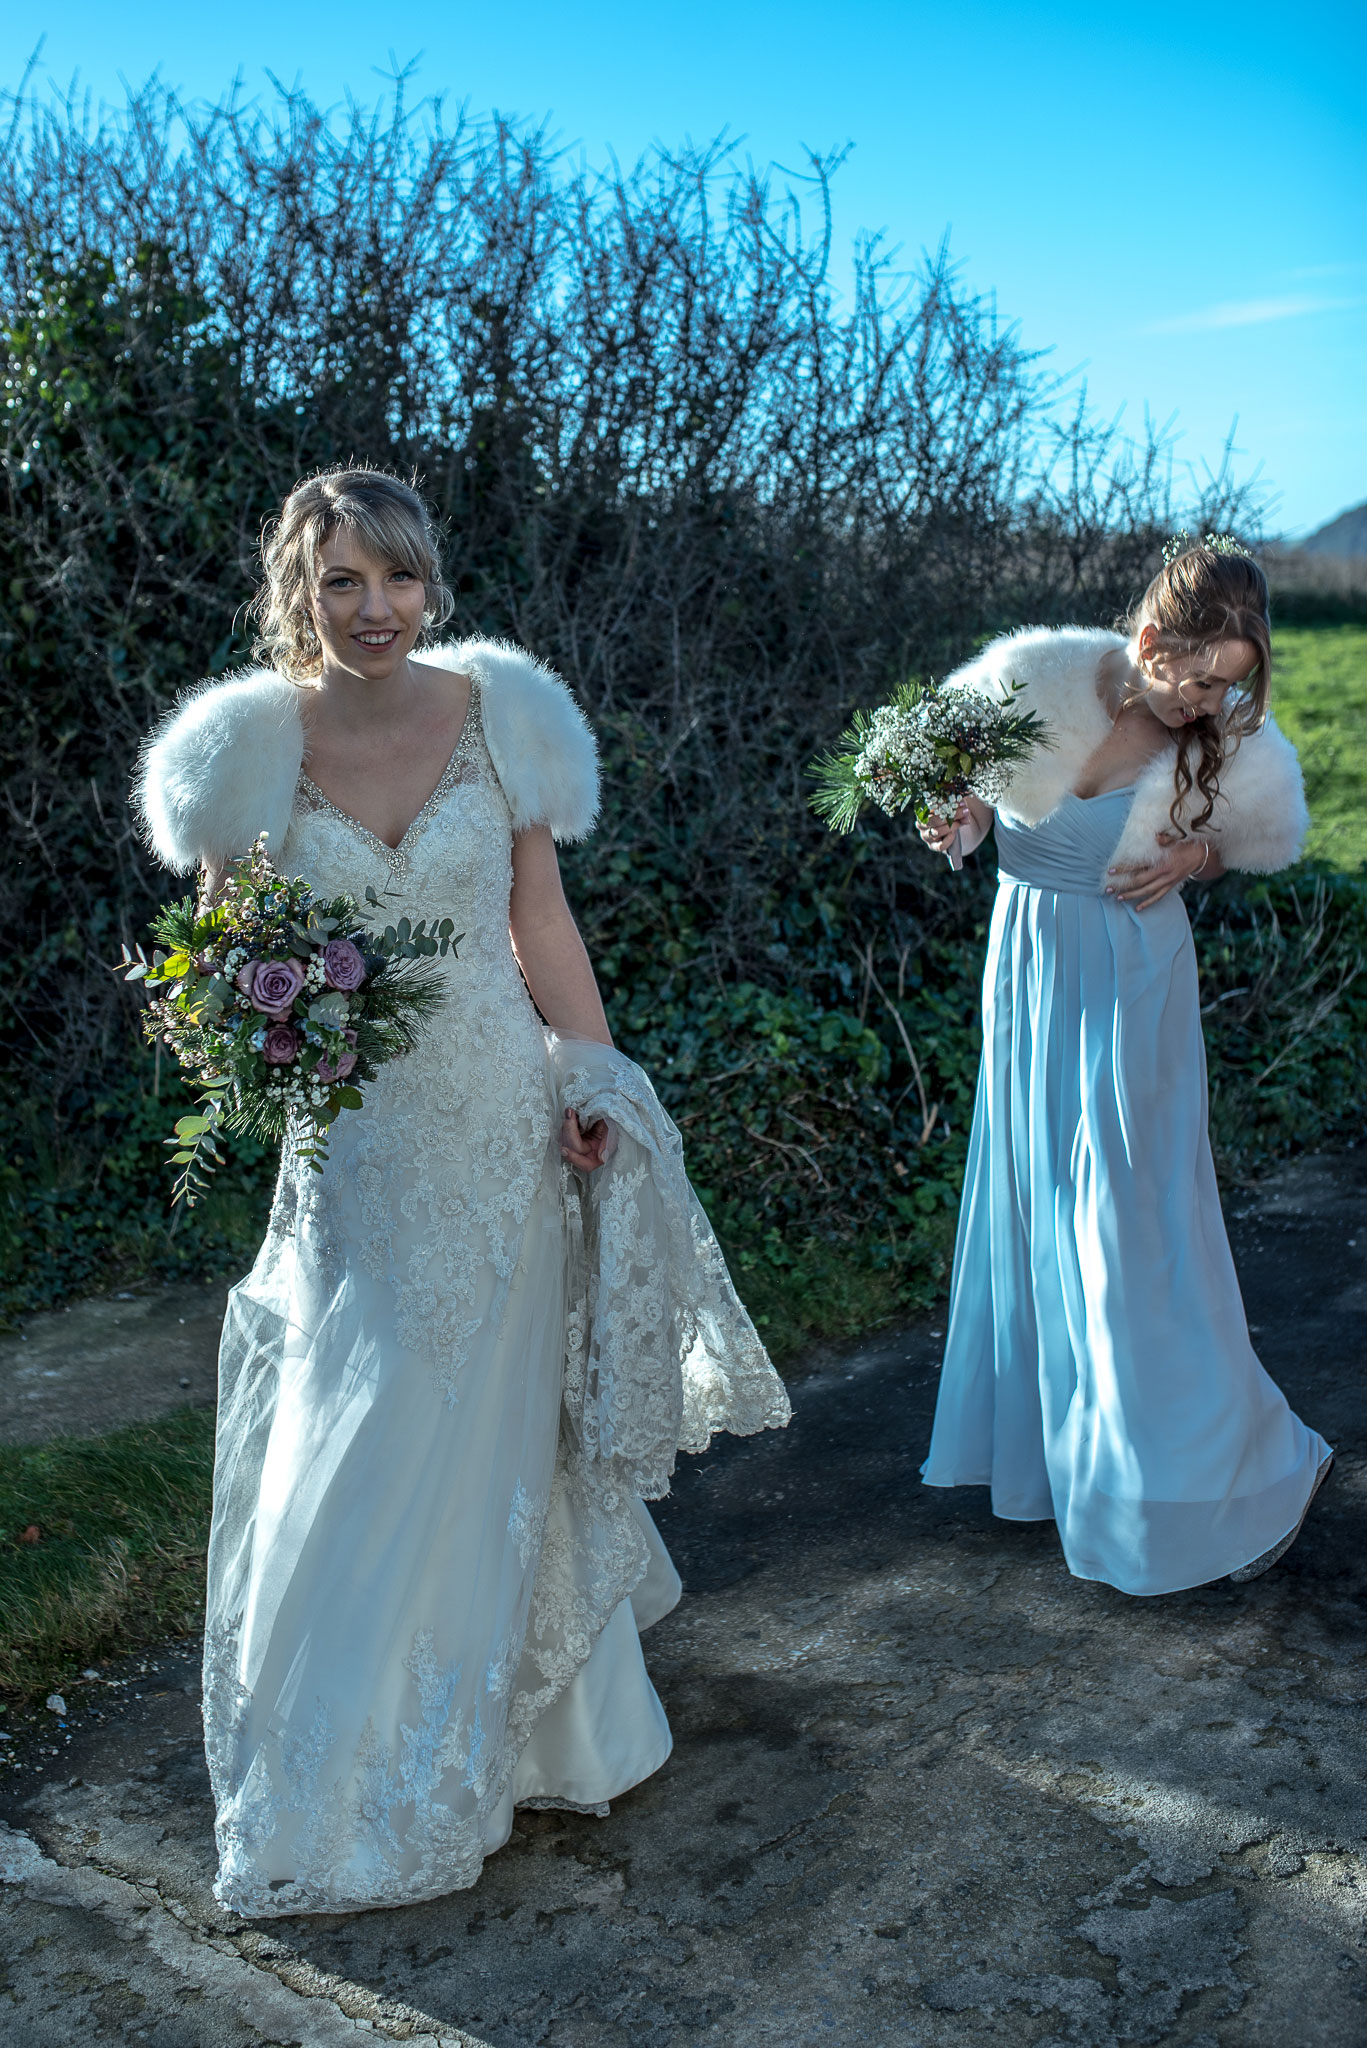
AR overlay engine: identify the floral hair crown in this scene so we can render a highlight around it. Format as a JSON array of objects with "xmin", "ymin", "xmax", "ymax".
[{"xmin": 1162, "ymin": 529, "xmax": 1248, "ymax": 568}]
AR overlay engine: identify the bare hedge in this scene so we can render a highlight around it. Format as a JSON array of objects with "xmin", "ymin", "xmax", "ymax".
[{"xmin": 0, "ymin": 81, "xmax": 1257, "ymax": 1163}]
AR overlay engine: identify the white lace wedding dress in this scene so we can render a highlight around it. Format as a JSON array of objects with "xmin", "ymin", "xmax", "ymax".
[{"xmin": 202, "ymin": 681, "xmax": 789, "ymax": 1916}]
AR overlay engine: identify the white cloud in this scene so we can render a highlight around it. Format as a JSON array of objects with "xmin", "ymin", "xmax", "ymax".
[{"xmin": 1147, "ymin": 294, "xmax": 1360, "ymax": 334}]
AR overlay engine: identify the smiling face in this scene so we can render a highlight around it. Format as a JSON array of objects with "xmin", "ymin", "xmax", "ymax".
[
  {"xmin": 1134, "ymin": 623, "xmax": 1260, "ymax": 731},
  {"xmin": 311, "ymin": 530, "xmax": 428, "ymax": 682}
]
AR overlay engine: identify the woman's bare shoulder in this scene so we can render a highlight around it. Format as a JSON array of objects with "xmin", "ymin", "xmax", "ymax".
[{"xmin": 409, "ymin": 654, "xmax": 473, "ymax": 696}]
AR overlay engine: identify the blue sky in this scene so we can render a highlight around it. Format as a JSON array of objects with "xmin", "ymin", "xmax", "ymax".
[{"xmin": 5, "ymin": 1, "xmax": 1363, "ymax": 533}]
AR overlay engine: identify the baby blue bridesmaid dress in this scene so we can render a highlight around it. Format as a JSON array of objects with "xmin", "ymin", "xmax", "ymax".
[{"xmin": 921, "ymin": 787, "xmax": 1331, "ymax": 1595}]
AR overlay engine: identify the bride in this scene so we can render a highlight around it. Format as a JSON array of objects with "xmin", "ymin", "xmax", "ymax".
[{"xmin": 135, "ymin": 464, "xmax": 789, "ymax": 1916}]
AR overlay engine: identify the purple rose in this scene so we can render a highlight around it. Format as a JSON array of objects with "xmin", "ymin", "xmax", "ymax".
[
  {"xmin": 262, "ymin": 1022, "xmax": 301, "ymax": 1065},
  {"xmin": 322, "ymin": 938, "xmax": 367, "ymax": 992},
  {"xmin": 249, "ymin": 957, "xmax": 306, "ymax": 1018},
  {"xmin": 316, "ymin": 1029, "xmax": 359, "ymax": 1084},
  {"xmin": 234, "ymin": 960, "xmax": 258, "ymax": 995}
]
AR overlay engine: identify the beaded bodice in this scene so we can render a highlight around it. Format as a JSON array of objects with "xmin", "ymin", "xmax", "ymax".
[{"xmin": 269, "ymin": 679, "xmax": 554, "ymax": 1403}]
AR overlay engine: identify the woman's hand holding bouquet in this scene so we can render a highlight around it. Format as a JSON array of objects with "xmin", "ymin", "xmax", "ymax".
[
  {"xmin": 916, "ymin": 798, "xmax": 975, "ymax": 864},
  {"xmin": 117, "ymin": 835, "xmax": 460, "ymax": 1203},
  {"xmin": 810, "ymin": 675, "xmax": 1050, "ymax": 867}
]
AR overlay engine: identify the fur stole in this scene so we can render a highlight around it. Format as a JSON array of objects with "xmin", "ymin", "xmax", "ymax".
[
  {"xmin": 134, "ymin": 638, "xmax": 600, "ymax": 873},
  {"xmin": 944, "ymin": 626, "xmax": 1308, "ymax": 875}
]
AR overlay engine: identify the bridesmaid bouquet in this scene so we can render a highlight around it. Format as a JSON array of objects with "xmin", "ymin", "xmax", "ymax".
[
  {"xmin": 117, "ymin": 835, "xmax": 460, "ymax": 1204},
  {"xmin": 810, "ymin": 677, "xmax": 1050, "ymax": 867}
]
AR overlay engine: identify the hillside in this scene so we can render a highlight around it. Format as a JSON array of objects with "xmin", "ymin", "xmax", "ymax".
[{"xmin": 1303, "ymin": 502, "xmax": 1367, "ymax": 557}]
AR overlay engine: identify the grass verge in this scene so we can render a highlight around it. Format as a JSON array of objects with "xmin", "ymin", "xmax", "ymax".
[
  {"xmin": 1272, "ymin": 625, "xmax": 1367, "ymax": 871},
  {"xmin": 0, "ymin": 1408, "xmax": 214, "ymax": 1696}
]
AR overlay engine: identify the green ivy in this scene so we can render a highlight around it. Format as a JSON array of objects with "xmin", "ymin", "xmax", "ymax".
[{"xmin": 2, "ymin": 858, "xmax": 1363, "ymax": 1332}]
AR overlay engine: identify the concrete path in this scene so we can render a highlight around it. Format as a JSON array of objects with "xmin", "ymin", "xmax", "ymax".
[
  {"xmin": 0, "ymin": 1281, "xmax": 227, "ymax": 1444},
  {"xmin": 1, "ymin": 1148, "xmax": 1364, "ymax": 2045}
]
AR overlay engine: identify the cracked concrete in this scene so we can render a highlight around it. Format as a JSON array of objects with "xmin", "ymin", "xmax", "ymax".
[{"xmin": 2, "ymin": 1146, "xmax": 1365, "ymax": 2045}]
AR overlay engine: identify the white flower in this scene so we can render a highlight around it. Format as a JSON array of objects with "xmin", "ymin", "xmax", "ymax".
[{"xmin": 848, "ymin": 684, "xmax": 1030, "ymax": 819}]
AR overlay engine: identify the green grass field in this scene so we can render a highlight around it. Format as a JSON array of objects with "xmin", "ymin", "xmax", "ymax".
[{"xmin": 1273, "ymin": 625, "xmax": 1367, "ymax": 870}]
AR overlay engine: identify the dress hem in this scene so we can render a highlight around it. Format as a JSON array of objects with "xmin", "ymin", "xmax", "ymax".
[
  {"xmin": 921, "ymin": 1456, "xmax": 1336, "ymax": 1597},
  {"xmin": 213, "ymin": 1737, "xmax": 673, "ymax": 1921},
  {"xmin": 920, "ymin": 1474, "xmax": 1056, "ymax": 1523}
]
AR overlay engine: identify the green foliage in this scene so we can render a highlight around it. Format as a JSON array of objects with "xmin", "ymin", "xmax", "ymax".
[
  {"xmin": 1269, "ymin": 584, "xmax": 1367, "ymax": 629},
  {"xmin": 0, "ymin": 85, "xmax": 1356, "ymax": 1346},
  {"xmin": 0, "ymin": 1408, "xmax": 215, "ymax": 1693},
  {"xmin": 1268, "ymin": 627, "xmax": 1367, "ymax": 872},
  {"xmin": 0, "ymin": 1044, "xmax": 275, "ymax": 1326},
  {"xmin": 1193, "ymin": 865, "xmax": 1367, "ymax": 1173}
]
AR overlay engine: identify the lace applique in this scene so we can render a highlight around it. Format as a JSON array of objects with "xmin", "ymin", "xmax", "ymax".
[
  {"xmin": 268, "ymin": 692, "xmax": 554, "ymax": 1404},
  {"xmin": 484, "ymin": 1633, "xmax": 521, "ymax": 1706},
  {"xmin": 507, "ymin": 1481, "xmax": 541, "ymax": 1569},
  {"xmin": 518, "ymin": 1795, "xmax": 611, "ymax": 1817},
  {"xmin": 204, "ymin": 1455, "xmax": 646, "ymax": 1917},
  {"xmin": 294, "ymin": 680, "xmax": 487, "ymax": 883},
  {"xmin": 552, "ymin": 1037, "xmax": 792, "ymax": 1499}
]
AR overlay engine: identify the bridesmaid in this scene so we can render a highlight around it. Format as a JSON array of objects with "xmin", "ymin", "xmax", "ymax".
[{"xmin": 919, "ymin": 541, "xmax": 1332, "ymax": 1595}]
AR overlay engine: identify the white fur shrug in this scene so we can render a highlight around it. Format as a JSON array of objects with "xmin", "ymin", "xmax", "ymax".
[
  {"xmin": 944, "ymin": 626, "xmax": 1308, "ymax": 874},
  {"xmin": 135, "ymin": 639, "xmax": 600, "ymax": 873}
]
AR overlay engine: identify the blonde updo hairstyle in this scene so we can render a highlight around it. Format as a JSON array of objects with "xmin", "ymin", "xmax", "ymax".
[
  {"xmin": 251, "ymin": 465, "xmax": 455, "ymax": 681},
  {"xmin": 1123, "ymin": 542, "xmax": 1273, "ymax": 835}
]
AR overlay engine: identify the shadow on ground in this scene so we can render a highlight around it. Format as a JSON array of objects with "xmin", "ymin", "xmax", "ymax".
[{"xmin": 1, "ymin": 1149, "xmax": 1365, "ymax": 2045}]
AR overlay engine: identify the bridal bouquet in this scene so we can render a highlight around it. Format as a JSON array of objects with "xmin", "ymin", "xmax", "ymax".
[
  {"xmin": 810, "ymin": 676, "xmax": 1050, "ymax": 867},
  {"xmin": 118, "ymin": 835, "xmax": 459, "ymax": 1204}
]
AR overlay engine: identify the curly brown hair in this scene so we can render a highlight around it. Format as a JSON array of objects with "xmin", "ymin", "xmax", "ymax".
[
  {"xmin": 250, "ymin": 465, "xmax": 455, "ymax": 680},
  {"xmin": 1121, "ymin": 544, "xmax": 1272, "ymax": 835}
]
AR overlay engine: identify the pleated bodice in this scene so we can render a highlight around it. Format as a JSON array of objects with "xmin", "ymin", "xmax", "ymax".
[{"xmin": 994, "ymin": 785, "xmax": 1136, "ymax": 894}]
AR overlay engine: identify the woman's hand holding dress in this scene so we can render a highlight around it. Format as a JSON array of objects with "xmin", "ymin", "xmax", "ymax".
[{"xmin": 559, "ymin": 1107, "xmax": 616, "ymax": 1171}]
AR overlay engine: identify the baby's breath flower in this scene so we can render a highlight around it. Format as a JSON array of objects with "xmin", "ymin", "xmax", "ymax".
[{"xmin": 814, "ymin": 675, "xmax": 1050, "ymax": 835}]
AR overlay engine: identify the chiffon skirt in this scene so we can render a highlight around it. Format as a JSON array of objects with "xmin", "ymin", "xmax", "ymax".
[{"xmin": 922, "ymin": 793, "xmax": 1330, "ymax": 1595}]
